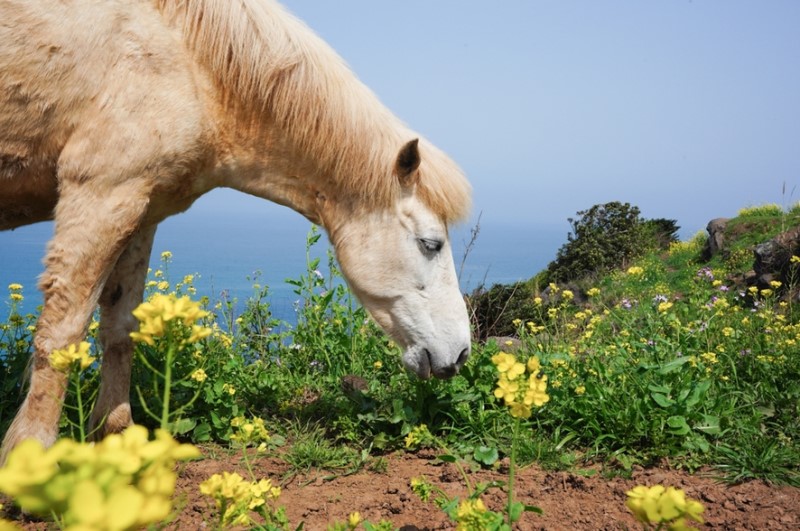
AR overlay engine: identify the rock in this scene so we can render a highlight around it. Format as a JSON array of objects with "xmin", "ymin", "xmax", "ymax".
[
  {"xmin": 486, "ymin": 336, "xmax": 522, "ymax": 352},
  {"xmin": 702, "ymin": 218, "xmax": 730, "ymax": 260},
  {"xmin": 753, "ymin": 225, "xmax": 800, "ymax": 286}
]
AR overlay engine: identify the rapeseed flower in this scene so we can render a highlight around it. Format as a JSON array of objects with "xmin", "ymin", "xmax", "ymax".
[
  {"xmin": 492, "ymin": 352, "xmax": 549, "ymax": 419},
  {"xmin": 626, "ymin": 485, "xmax": 704, "ymax": 530},
  {"xmin": 130, "ymin": 293, "xmax": 212, "ymax": 346},
  {"xmin": 455, "ymin": 498, "xmax": 498, "ymax": 530},
  {"xmin": 49, "ymin": 341, "xmax": 95, "ymax": 373},
  {"xmin": 0, "ymin": 426, "xmax": 198, "ymax": 530},
  {"xmin": 405, "ymin": 424, "xmax": 432, "ymax": 449},
  {"xmin": 348, "ymin": 512, "xmax": 362, "ymax": 528},
  {"xmin": 200, "ymin": 471, "xmax": 284, "ymax": 528},
  {"xmin": 190, "ymin": 368, "xmax": 208, "ymax": 383}
]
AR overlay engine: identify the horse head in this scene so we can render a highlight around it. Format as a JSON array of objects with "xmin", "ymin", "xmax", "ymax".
[{"xmin": 323, "ymin": 139, "xmax": 472, "ymax": 379}]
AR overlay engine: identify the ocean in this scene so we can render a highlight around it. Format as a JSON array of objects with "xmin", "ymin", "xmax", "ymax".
[{"xmin": 0, "ymin": 193, "xmax": 565, "ymax": 324}]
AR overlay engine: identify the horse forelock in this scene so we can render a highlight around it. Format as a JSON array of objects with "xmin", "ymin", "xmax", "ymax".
[{"xmin": 154, "ymin": 0, "xmax": 470, "ymax": 223}]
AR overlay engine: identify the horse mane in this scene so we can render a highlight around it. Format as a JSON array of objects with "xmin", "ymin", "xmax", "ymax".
[{"xmin": 154, "ymin": 0, "xmax": 471, "ymax": 222}]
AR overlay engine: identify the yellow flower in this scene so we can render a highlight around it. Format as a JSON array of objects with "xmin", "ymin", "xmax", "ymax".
[
  {"xmin": 130, "ymin": 293, "xmax": 211, "ymax": 346},
  {"xmin": 575, "ymin": 385, "xmax": 586, "ymax": 395},
  {"xmin": 524, "ymin": 375, "xmax": 550, "ymax": 407},
  {"xmin": 658, "ymin": 301, "xmax": 673, "ymax": 313},
  {"xmin": 373, "ymin": 360, "xmax": 383, "ymax": 369},
  {"xmin": 7, "ymin": 283, "xmax": 23, "ymax": 291},
  {"xmin": 9, "ymin": 293, "xmax": 23, "ymax": 302},
  {"xmin": 494, "ymin": 377, "xmax": 520, "ymax": 405},
  {"xmin": 508, "ymin": 401, "xmax": 532, "ymax": 419},
  {"xmin": 455, "ymin": 498, "xmax": 490, "ymax": 530},
  {"xmin": 491, "ymin": 352, "xmax": 524, "ymax": 379},
  {"xmin": 626, "ymin": 485, "xmax": 704, "ymax": 527},
  {"xmin": 561, "ymin": 289, "xmax": 574, "ymax": 301},
  {"xmin": 627, "ymin": 266, "xmax": 644, "ymax": 275},
  {"xmin": 49, "ymin": 342, "xmax": 95, "ymax": 373},
  {"xmin": 190, "ymin": 369, "xmax": 207, "ymax": 383},
  {"xmin": 587, "ymin": 287, "xmax": 601, "ymax": 297},
  {"xmin": 222, "ymin": 383, "xmax": 236, "ymax": 396},
  {"xmin": 769, "ymin": 280, "xmax": 782, "ymax": 289},
  {"xmin": 404, "ymin": 424, "xmax": 431, "ymax": 449},
  {"xmin": 533, "ymin": 296, "xmax": 543, "ymax": 305},
  {"xmin": 160, "ymin": 251, "xmax": 172, "ymax": 260},
  {"xmin": 791, "ymin": 255, "xmax": 800, "ymax": 264},
  {"xmin": 348, "ymin": 512, "xmax": 362, "ymax": 529},
  {"xmin": 157, "ymin": 281, "xmax": 170, "ymax": 291}
]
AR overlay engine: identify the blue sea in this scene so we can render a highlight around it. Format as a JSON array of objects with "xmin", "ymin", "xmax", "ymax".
[{"xmin": 0, "ymin": 191, "xmax": 565, "ymax": 324}]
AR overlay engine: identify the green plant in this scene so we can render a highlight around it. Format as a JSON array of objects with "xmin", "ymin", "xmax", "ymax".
[{"xmin": 547, "ymin": 201, "xmax": 652, "ymax": 282}]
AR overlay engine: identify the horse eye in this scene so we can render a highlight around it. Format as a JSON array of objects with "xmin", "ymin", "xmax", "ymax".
[{"xmin": 418, "ymin": 238, "xmax": 443, "ymax": 254}]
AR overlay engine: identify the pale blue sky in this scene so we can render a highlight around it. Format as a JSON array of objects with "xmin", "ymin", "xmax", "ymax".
[
  {"xmin": 3, "ymin": 1, "xmax": 800, "ymax": 310},
  {"xmin": 245, "ymin": 0, "xmax": 800, "ymax": 238}
]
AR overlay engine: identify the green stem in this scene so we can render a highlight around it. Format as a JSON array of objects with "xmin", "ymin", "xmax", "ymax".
[
  {"xmin": 161, "ymin": 343, "xmax": 176, "ymax": 431},
  {"xmin": 507, "ymin": 416, "xmax": 520, "ymax": 524},
  {"xmin": 74, "ymin": 370, "xmax": 86, "ymax": 443}
]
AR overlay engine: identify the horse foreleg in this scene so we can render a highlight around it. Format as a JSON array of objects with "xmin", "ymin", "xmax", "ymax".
[
  {"xmin": 0, "ymin": 183, "xmax": 150, "ymax": 463},
  {"xmin": 89, "ymin": 225, "xmax": 156, "ymax": 439}
]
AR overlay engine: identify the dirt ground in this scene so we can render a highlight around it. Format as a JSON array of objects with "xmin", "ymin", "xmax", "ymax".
[{"xmin": 7, "ymin": 448, "xmax": 800, "ymax": 530}]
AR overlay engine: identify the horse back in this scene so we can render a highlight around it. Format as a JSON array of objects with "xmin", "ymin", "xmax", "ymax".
[{"xmin": 0, "ymin": 0, "xmax": 214, "ymax": 230}]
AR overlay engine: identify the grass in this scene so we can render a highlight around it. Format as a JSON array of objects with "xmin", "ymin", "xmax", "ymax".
[{"xmin": 1, "ymin": 203, "xmax": 799, "ymax": 501}]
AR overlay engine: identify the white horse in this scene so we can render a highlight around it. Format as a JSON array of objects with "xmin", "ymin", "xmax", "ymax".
[{"xmin": 0, "ymin": 0, "xmax": 472, "ymax": 461}]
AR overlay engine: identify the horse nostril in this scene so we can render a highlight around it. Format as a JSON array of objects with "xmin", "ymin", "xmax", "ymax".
[{"xmin": 456, "ymin": 347, "xmax": 470, "ymax": 367}]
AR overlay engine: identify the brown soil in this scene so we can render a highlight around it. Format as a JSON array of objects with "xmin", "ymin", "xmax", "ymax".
[{"xmin": 8, "ymin": 449, "xmax": 800, "ymax": 530}]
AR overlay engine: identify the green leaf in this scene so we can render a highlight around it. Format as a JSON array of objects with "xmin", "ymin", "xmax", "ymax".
[
  {"xmin": 473, "ymin": 445, "xmax": 499, "ymax": 466},
  {"xmin": 509, "ymin": 500, "xmax": 525, "ymax": 522},
  {"xmin": 170, "ymin": 417, "xmax": 196, "ymax": 435},
  {"xmin": 438, "ymin": 454, "xmax": 457, "ymax": 463},
  {"xmin": 658, "ymin": 356, "xmax": 690, "ymax": 374},
  {"xmin": 694, "ymin": 414, "xmax": 721, "ymax": 435},
  {"xmin": 650, "ymin": 392, "xmax": 674, "ymax": 408},
  {"xmin": 667, "ymin": 415, "xmax": 690, "ymax": 435},
  {"xmin": 193, "ymin": 422, "xmax": 212, "ymax": 442}
]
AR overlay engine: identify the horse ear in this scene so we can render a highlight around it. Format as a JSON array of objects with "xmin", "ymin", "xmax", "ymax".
[{"xmin": 395, "ymin": 138, "xmax": 421, "ymax": 186}]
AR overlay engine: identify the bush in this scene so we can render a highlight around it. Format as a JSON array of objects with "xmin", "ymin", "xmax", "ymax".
[{"xmin": 546, "ymin": 202, "xmax": 677, "ymax": 283}]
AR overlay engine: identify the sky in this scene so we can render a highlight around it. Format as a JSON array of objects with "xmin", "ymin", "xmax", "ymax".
[
  {"xmin": 3, "ymin": 1, "xmax": 800, "ymax": 305},
  {"xmin": 233, "ymin": 0, "xmax": 800, "ymax": 239}
]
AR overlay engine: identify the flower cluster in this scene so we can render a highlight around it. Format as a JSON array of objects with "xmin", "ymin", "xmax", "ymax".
[
  {"xmin": 0, "ymin": 425, "xmax": 199, "ymax": 530},
  {"xmin": 626, "ymin": 485, "xmax": 704, "ymax": 530},
  {"xmin": 129, "ymin": 293, "xmax": 212, "ymax": 347},
  {"xmin": 7, "ymin": 284, "xmax": 23, "ymax": 303},
  {"xmin": 199, "ymin": 471, "xmax": 284, "ymax": 528},
  {"xmin": 454, "ymin": 498, "xmax": 503, "ymax": 530},
  {"xmin": 492, "ymin": 352, "xmax": 549, "ymax": 419},
  {"xmin": 230, "ymin": 416, "xmax": 271, "ymax": 449},
  {"xmin": 49, "ymin": 341, "xmax": 95, "ymax": 373},
  {"xmin": 404, "ymin": 424, "xmax": 433, "ymax": 449}
]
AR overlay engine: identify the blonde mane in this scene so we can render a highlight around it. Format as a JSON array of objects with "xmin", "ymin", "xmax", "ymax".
[{"xmin": 155, "ymin": 0, "xmax": 470, "ymax": 221}]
